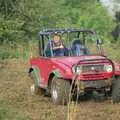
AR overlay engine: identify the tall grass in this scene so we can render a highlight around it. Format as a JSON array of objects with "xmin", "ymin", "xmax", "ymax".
[
  {"xmin": 104, "ymin": 43, "xmax": 120, "ymax": 62},
  {"xmin": 0, "ymin": 40, "xmax": 39, "ymax": 60},
  {"xmin": 0, "ymin": 41, "xmax": 120, "ymax": 61},
  {"xmin": 87, "ymin": 43, "xmax": 120, "ymax": 62}
]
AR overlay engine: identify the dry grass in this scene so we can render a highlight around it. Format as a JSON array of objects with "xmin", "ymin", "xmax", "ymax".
[{"xmin": 0, "ymin": 59, "xmax": 120, "ymax": 120}]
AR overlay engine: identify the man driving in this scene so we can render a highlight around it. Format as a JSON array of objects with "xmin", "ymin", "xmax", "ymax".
[
  {"xmin": 52, "ymin": 34, "xmax": 64, "ymax": 50},
  {"xmin": 45, "ymin": 34, "xmax": 69, "ymax": 57},
  {"xmin": 51, "ymin": 34, "xmax": 65, "ymax": 56}
]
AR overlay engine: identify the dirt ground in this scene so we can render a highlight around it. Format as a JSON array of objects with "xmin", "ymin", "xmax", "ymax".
[{"xmin": 0, "ymin": 59, "xmax": 120, "ymax": 120}]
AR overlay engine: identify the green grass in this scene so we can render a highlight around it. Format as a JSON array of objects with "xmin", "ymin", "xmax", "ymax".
[
  {"xmin": 0, "ymin": 41, "xmax": 32, "ymax": 60},
  {"xmin": 104, "ymin": 43, "xmax": 120, "ymax": 62},
  {"xmin": 0, "ymin": 41, "xmax": 120, "ymax": 62},
  {"xmin": 0, "ymin": 51, "xmax": 28, "ymax": 59},
  {"xmin": 0, "ymin": 103, "xmax": 25, "ymax": 120}
]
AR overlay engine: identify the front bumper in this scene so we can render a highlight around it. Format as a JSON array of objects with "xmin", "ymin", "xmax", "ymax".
[
  {"xmin": 76, "ymin": 78, "xmax": 113, "ymax": 91},
  {"xmin": 77, "ymin": 72, "xmax": 113, "ymax": 81}
]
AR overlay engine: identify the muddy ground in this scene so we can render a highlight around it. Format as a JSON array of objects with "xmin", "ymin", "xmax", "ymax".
[{"xmin": 0, "ymin": 59, "xmax": 120, "ymax": 120}]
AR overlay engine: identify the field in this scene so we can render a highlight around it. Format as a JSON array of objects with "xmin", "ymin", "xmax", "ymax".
[
  {"xmin": 0, "ymin": 0, "xmax": 120, "ymax": 119},
  {"xmin": 0, "ymin": 58, "xmax": 120, "ymax": 120}
]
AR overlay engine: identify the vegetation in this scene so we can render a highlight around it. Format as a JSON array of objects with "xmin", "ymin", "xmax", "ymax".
[
  {"xmin": 0, "ymin": 103, "xmax": 24, "ymax": 120},
  {"xmin": 0, "ymin": 0, "xmax": 119, "ymax": 59},
  {"xmin": 112, "ymin": 11, "xmax": 120, "ymax": 41},
  {"xmin": 0, "ymin": 0, "xmax": 116, "ymax": 42},
  {"xmin": 0, "ymin": 1, "xmax": 120, "ymax": 120}
]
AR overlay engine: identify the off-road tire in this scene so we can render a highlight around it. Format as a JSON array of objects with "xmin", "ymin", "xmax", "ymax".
[
  {"xmin": 111, "ymin": 77, "xmax": 120, "ymax": 103},
  {"xmin": 30, "ymin": 84, "xmax": 44, "ymax": 95},
  {"xmin": 29, "ymin": 71, "xmax": 44, "ymax": 95},
  {"xmin": 51, "ymin": 77, "xmax": 70, "ymax": 105}
]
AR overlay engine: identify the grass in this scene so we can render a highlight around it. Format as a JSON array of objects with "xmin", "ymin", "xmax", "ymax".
[
  {"xmin": 0, "ymin": 58, "xmax": 120, "ymax": 120},
  {"xmin": 104, "ymin": 44, "xmax": 120, "ymax": 62},
  {"xmin": 0, "ymin": 51, "xmax": 26, "ymax": 59},
  {"xmin": 0, "ymin": 41, "xmax": 120, "ymax": 61},
  {"xmin": 0, "ymin": 41, "xmax": 120, "ymax": 120},
  {"xmin": 0, "ymin": 40, "xmax": 39, "ymax": 60},
  {"xmin": 0, "ymin": 103, "xmax": 25, "ymax": 120}
]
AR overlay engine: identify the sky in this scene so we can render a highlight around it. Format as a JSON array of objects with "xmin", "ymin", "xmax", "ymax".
[
  {"xmin": 100, "ymin": 0, "xmax": 120, "ymax": 14},
  {"xmin": 100, "ymin": 0, "xmax": 114, "ymax": 15},
  {"xmin": 100, "ymin": 0, "xmax": 112, "ymax": 6}
]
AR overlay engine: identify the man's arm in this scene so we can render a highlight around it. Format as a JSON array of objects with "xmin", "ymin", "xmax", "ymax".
[
  {"xmin": 52, "ymin": 46, "xmax": 61, "ymax": 50},
  {"xmin": 52, "ymin": 41, "xmax": 64, "ymax": 50}
]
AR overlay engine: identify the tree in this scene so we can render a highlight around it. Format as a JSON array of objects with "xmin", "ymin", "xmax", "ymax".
[
  {"xmin": 0, "ymin": 0, "xmax": 116, "ymax": 43},
  {"xmin": 0, "ymin": 0, "xmax": 17, "ymax": 17}
]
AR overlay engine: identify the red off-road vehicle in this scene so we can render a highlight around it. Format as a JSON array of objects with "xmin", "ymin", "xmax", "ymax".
[{"xmin": 28, "ymin": 28, "xmax": 120, "ymax": 105}]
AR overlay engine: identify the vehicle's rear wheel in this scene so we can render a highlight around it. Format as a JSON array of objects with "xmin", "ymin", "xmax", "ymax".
[
  {"xmin": 51, "ymin": 77, "xmax": 70, "ymax": 105},
  {"xmin": 30, "ymin": 84, "xmax": 44, "ymax": 95},
  {"xmin": 29, "ymin": 71, "xmax": 44, "ymax": 95},
  {"xmin": 111, "ymin": 77, "xmax": 120, "ymax": 103}
]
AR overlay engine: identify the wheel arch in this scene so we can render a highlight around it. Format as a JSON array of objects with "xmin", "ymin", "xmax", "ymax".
[
  {"xmin": 28, "ymin": 66, "xmax": 41, "ymax": 87},
  {"xmin": 48, "ymin": 73, "xmax": 55, "ymax": 87},
  {"xmin": 48, "ymin": 70, "xmax": 63, "ymax": 87},
  {"xmin": 28, "ymin": 67, "xmax": 33, "ymax": 74},
  {"xmin": 48, "ymin": 70, "xmax": 72, "ymax": 88}
]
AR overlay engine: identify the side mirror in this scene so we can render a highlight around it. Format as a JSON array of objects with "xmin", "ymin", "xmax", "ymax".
[{"xmin": 96, "ymin": 39, "xmax": 103, "ymax": 45}]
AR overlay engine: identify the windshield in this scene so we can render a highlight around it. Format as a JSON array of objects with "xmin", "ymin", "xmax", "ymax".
[{"xmin": 44, "ymin": 31, "xmax": 96, "ymax": 57}]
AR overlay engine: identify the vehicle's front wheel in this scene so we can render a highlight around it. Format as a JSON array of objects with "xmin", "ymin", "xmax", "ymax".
[
  {"xmin": 111, "ymin": 77, "xmax": 120, "ymax": 103},
  {"xmin": 51, "ymin": 77, "xmax": 70, "ymax": 105}
]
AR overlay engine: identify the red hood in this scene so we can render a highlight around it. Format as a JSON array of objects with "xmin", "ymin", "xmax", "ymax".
[{"xmin": 51, "ymin": 55, "xmax": 107, "ymax": 68}]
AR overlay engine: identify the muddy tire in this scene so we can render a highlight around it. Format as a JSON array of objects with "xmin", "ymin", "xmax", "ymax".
[
  {"xmin": 30, "ymin": 84, "xmax": 44, "ymax": 95},
  {"xmin": 51, "ymin": 77, "xmax": 70, "ymax": 105},
  {"xmin": 29, "ymin": 71, "xmax": 44, "ymax": 95},
  {"xmin": 111, "ymin": 77, "xmax": 120, "ymax": 103}
]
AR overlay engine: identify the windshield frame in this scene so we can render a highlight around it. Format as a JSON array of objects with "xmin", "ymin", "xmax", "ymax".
[{"xmin": 39, "ymin": 29, "xmax": 98, "ymax": 57}]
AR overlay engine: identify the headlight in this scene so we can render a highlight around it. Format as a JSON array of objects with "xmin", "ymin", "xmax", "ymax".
[
  {"xmin": 72, "ymin": 65, "xmax": 82, "ymax": 74},
  {"xmin": 104, "ymin": 64, "xmax": 113, "ymax": 72}
]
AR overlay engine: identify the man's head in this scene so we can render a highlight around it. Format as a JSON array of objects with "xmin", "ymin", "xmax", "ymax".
[{"xmin": 53, "ymin": 34, "xmax": 61, "ymax": 43}]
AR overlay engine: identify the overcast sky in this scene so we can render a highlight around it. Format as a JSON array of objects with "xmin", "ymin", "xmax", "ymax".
[
  {"xmin": 100, "ymin": 0, "xmax": 114, "ymax": 15},
  {"xmin": 100, "ymin": 0, "xmax": 120, "ymax": 16},
  {"xmin": 100, "ymin": 0, "xmax": 114, "ymax": 9},
  {"xmin": 100, "ymin": 0, "xmax": 112, "ymax": 6}
]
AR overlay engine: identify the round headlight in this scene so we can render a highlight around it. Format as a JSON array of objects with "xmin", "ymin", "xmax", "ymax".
[
  {"xmin": 104, "ymin": 64, "xmax": 113, "ymax": 72},
  {"xmin": 72, "ymin": 65, "xmax": 82, "ymax": 74}
]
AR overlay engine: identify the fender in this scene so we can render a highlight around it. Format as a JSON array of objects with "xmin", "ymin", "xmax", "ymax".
[
  {"xmin": 29, "ymin": 66, "xmax": 41, "ymax": 87},
  {"xmin": 47, "ymin": 70, "xmax": 63, "ymax": 87},
  {"xmin": 52, "ymin": 69, "xmax": 63, "ymax": 78}
]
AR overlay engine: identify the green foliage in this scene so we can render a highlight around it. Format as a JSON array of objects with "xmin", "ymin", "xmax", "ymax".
[
  {"xmin": 0, "ymin": 0, "xmax": 17, "ymax": 17},
  {"xmin": 0, "ymin": 16, "xmax": 25, "ymax": 43},
  {"xmin": 0, "ymin": 0, "xmax": 119, "ymax": 60},
  {"xmin": 0, "ymin": 42, "xmax": 30, "ymax": 59},
  {"xmin": 0, "ymin": 0, "xmax": 115, "ymax": 43}
]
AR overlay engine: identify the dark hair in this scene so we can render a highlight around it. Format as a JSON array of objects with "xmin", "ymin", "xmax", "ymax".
[{"xmin": 53, "ymin": 34, "xmax": 61, "ymax": 39}]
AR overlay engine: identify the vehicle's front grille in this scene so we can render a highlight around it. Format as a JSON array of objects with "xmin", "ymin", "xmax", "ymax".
[{"xmin": 82, "ymin": 64, "xmax": 104, "ymax": 73}]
